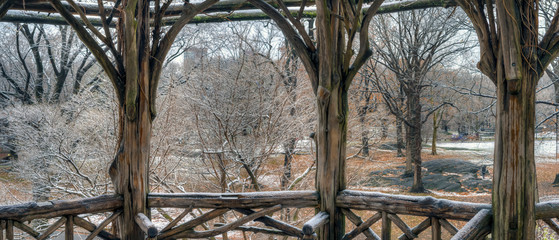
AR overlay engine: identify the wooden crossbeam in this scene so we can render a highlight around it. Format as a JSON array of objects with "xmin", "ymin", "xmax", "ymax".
[
  {"xmin": 234, "ymin": 208, "xmax": 303, "ymax": 238},
  {"xmin": 342, "ymin": 208, "xmax": 380, "ymax": 240},
  {"xmin": 388, "ymin": 213, "xmax": 417, "ymax": 239},
  {"xmin": 73, "ymin": 215, "xmax": 119, "ymax": 240},
  {"xmin": 213, "ymin": 223, "xmax": 291, "ymax": 236},
  {"xmin": 170, "ymin": 205, "xmax": 282, "ymax": 239},
  {"xmin": 398, "ymin": 218, "xmax": 431, "ymax": 240},
  {"xmin": 36, "ymin": 217, "xmax": 66, "ymax": 240},
  {"xmin": 161, "ymin": 206, "xmax": 194, "ymax": 232},
  {"xmin": 0, "ymin": 0, "xmax": 458, "ymax": 26},
  {"xmin": 0, "ymin": 0, "xmax": 14, "ymax": 18},
  {"xmin": 342, "ymin": 211, "xmax": 381, "ymax": 240},
  {"xmin": 158, "ymin": 208, "xmax": 229, "ymax": 239},
  {"xmin": 543, "ymin": 218, "xmax": 559, "ymax": 235},
  {"xmin": 9, "ymin": 0, "xmax": 312, "ymax": 17},
  {"xmin": 12, "ymin": 221, "xmax": 40, "ymax": 238},
  {"xmin": 439, "ymin": 218, "xmax": 459, "ymax": 236}
]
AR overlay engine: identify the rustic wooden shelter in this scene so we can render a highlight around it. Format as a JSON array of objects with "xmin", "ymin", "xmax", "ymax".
[{"xmin": 0, "ymin": 0, "xmax": 559, "ymax": 239}]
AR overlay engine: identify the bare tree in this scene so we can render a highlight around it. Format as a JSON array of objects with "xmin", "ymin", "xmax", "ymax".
[{"xmin": 370, "ymin": 8, "xmax": 469, "ymax": 192}]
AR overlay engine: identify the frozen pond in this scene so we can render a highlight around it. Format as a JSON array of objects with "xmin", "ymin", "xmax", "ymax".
[{"xmin": 434, "ymin": 140, "xmax": 559, "ymax": 163}]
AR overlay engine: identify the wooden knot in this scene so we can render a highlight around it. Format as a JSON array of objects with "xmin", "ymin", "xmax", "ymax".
[
  {"xmin": 507, "ymin": 78, "xmax": 521, "ymax": 95},
  {"xmin": 317, "ymin": 86, "xmax": 330, "ymax": 104}
]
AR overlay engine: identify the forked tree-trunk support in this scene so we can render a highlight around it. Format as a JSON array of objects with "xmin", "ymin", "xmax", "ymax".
[{"xmin": 457, "ymin": 0, "xmax": 559, "ymax": 238}]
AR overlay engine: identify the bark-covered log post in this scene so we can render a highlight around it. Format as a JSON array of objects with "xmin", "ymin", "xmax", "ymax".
[
  {"xmin": 247, "ymin": 0, "xmax": 385, "ymax": 239},
  {"xmin": 457, "ymin": 0, "xmax": 559, "ymax": 238},
  {"xmin": 49, "ymin": 0, "xmax": 218, "ymax": 238}
]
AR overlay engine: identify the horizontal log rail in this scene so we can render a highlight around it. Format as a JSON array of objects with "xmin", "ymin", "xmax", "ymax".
[
  {"xmin": 148, "ymin": 190, "xmax": 319, "ymax": 209},
  {"xmin": 0, "ymin": 195, "xmax": 122, "ymax": 221},
  {"xmin": 337, "ymin": 190, "xmax": 490, "ymax": 221},
  {"xmin": 0, "ymin": 191, "xmax": 558, "ymax": 239}
]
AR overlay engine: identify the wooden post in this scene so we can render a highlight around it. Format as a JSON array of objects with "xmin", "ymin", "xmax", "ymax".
[
  {"xmin": 381, "ymin": 212, "xmax": 391, "ymax": 240},
  {"xmin": 431, "ymin": 217, "xmax": 441, "ymax": 240},
  {"xmin": 0, "ymin": 220, "xmax": 5, "ymax": 240},
  {"xmin": 455, "ymin": 0, "xmax": 559, "ymax": 237},
  {"xmin": 66, "ymin": 215, "xmax": 74, "ymax": 240},
  {"xmin": 5, "ymin": 220, "xmax": 12, "ymax": 240}
]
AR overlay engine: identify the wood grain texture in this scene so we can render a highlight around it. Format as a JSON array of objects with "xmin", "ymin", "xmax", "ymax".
[
  {"xmin": 149, "ymin": 191, "xmax": 318, "ymax": 209},
  {"xmin": 0, "ymin": 195, "xmax": 122, "ymax": 221},
  {"xmin": 450, "ymin": 209, "xmax": 491, "ymax": 240},
  {"xmin": 337, "ymin": 190, "xmax": 490, "ymax": 220}
]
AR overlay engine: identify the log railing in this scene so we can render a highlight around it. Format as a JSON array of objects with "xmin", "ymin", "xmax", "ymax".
[
  {"xmin": 148, "ymin": 190, "xmax": 318, "ymax": 239},
  {"xmin": 0, "ymin": 195, "xmax": 122, "ymax": 240},
  {"xmin": 1, "ymin": 191, "xmax": 559, "ymax": 239}
]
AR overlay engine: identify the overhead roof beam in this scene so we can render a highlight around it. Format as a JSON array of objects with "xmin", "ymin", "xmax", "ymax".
[{"xmin": 0, "ymin": 0, "xmax": 457, "ymax": 26}]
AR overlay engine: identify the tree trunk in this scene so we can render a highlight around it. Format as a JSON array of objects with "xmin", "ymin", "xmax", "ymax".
[
  {"xmin": 397, "ymin": 85, "xmax": 405, "ymax": 158},
  {"xmin": 492, "ymin": 72, "xmax": 537, "ymax": 239},
  {"xmin": 315, "ymin": 84, "xmax": 347, "ymax": 240},
  {"xmin": 432, "ymin": 110, "xmax": 438, "ymax": 155},
  {"xmin": 109, "ymin": 1, "xmax": 151, "ymax": 239},
  {"xmin": 397, "ymin": 117, "xmax": 405, "ymax": 158},
  {"xmin": 406, "ymin": 90, "xmax": 424, "ymax": 193},
  {"xmin": 359, "ymin": 106, "xmax": 369, "ymax": 157}
]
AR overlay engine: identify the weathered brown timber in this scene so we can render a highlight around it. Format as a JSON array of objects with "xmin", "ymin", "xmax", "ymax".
[
  {"xmin": 0, "ymin": 220, "xmax": 5, "ymax": 240},
  {"xmin": 0, "ymin": 195, "xmax": 122, "ymax": 221},
  {"xmin": 234, "ymin": 208, "xmax": 303, "ymax": 238},
  {"xmin": 66, "ymin": 215, "xmax": 74, "ymax": 240},
  {"xmin": 148, "ymin": 191, "xmax": 318, "ymax": 209},
  {"xmin": 388, "ymin": 214, "xmax": 416, "ymax": 239},
  {"xmin": 6, "ymin": 220, "xmax": 13, "ymax": 240},
  {"xmin": 342, "ymin": 211, "xmax": 381, "ymax": 240},
  {"xmin": 337, "ymin": 190, "xmax": 490, "ymax": 220},
  {"xmin": 430, "ymin": 217, "xmax": 441, "ymax": 240},
  {"xmin": 9, "ymin": 0, "xmax": 312, "ymax": 17},
  {"xmin": 37, "ymin": 217, "xmax": 66, "ymax": 240},
  {"xmin": 381, "ymin": 212, "xmax": 391, "ymax": 240},
  {"xmin": 303, "ymin": 211, "xmax": 329, "ymax": 237},
  {"xmin": 398, "ymin": 218, "xmax": 431, "ymax": 240},
  {"xmin": 450, "ymin": 209, "xmax": 491, "ymax": 240},
  {"xmin": 2, "ymin": 0, "xmax": 459, "ymax": 27},
  {"xmin": 455, "ymin": 0, "xmax": 559, "ymax": 237},
  {"xmin": 73, "ymin": 215, "xmax": 119, "ymax": 240},
  {"xmin": 161, "ymin": 206, "xmax": 193, "ymax": 232},
  {"xmin": 536, "ymin": 201, "xmax": 559, "ymax": 219},
  {"xmin": 87, "ymin": 211, "xmax": 121, "ymax": 240},
  {"xmin": 158, "ymin": 208, "xmax": 228, "ymax": 239},
  {"xmin": 341, "ymin": 208, "xmax": 380, "ymax": 240},
  {"xmin": 12, "ymin": 221, "xmax": 40, "ymax": 238},
  {"xmin": 135, "ymin": 213, "xmax": 158, "ymax": 238},
  {"xmin": 213, "ymin": 223, "xmax": 291, "ymax": 236},
  {"xmin": 543, "ymin": 219, "xmax": 559, "ymax": 235},
  {"xmin": 169, "ymin": 205, "xmax": 282, "ymax": 239},
  {"xmin": 439, "ymin": 218, "xmax": 458, "ymax": 235}
]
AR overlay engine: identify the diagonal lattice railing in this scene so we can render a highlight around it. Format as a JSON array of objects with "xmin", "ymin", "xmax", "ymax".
[
  {"xmin": 1, "ymin": 190, "xmax": 559, "ymax": 239},
  {"xmin": 0, "ymin": 195, "xmax": 122, "ymax": 240}
]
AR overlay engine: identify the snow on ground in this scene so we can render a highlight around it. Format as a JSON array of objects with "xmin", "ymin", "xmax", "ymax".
[{"xmin": 433, "ymin": 140, "xmax": 559, "ymax": 163}]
